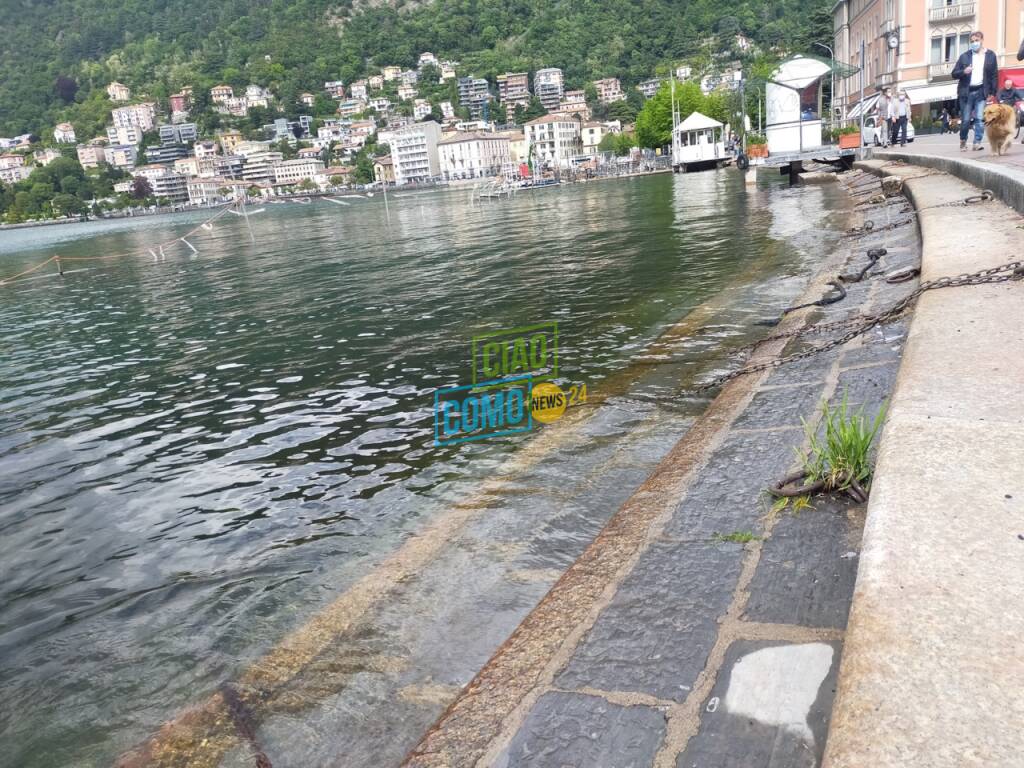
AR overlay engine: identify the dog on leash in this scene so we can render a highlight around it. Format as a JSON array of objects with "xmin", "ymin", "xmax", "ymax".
[{"xmin": 983, "ymin": 103, "xmax": 1016, "ymax": 156}]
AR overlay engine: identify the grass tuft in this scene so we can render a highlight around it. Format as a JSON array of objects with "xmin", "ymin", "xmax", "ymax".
[
  {"xmin": 800, "ymin": 391, "xmax": 887, "ymax": 496},
  {"xmin": 713, "ymin": 530, "xmax": 761, "ymax": 544}
]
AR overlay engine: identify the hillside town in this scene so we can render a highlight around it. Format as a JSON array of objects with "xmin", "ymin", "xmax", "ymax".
[{"xmin": 0, "ymin": 52, "xmax": 745, "ymax": 221}]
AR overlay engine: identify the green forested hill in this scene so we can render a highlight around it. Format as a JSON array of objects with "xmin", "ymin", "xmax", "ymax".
[{"xmin": 0, "ymin": 0, "xmax": 830, "ymax": 137}]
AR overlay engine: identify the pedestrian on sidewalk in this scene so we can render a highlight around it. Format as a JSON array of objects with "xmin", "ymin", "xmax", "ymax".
[
  {"xmin": 877, "ymin": 88, "xmax": 893, "ymax": 146},
  {"xmin": 939, "ymin": 108, "xmax": 950, "ymax": 134},
  {"xmin": 952, "ymin": 30, "xmax": 998, "ymax": 151},
  {"xmin": 890, "ymin": 91, "xmax": 911, "ymax": 146}
]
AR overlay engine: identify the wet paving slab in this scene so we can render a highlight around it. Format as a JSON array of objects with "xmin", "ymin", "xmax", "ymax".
[{"xmin": 444, "ymin": 170, "xmax": 924, "ymax": 768}]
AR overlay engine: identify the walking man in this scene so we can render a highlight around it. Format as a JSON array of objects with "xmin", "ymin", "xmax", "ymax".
[
  {"xmin": 889, "ymin": 91, "xmax": 911, "ymax": 146},
  {"xmin": 952, "ymin": 31, "xmax": 998, "ymax": 151},
  {"xmin": 877, "ymin": 87, "xmax": 893, "ymax": 146}
]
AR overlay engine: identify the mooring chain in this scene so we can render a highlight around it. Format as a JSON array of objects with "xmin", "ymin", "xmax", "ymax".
[
  {"xmin": 845, "ymin": 190, "xmax": 994, "ymax": 238},
  {"xmin": 696, "ymin": 259, "xmax": 1024, "ymax": 392}
]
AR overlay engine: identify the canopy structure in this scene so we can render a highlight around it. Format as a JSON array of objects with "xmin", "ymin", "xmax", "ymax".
[
  {"xmin": 676, "ymin": 111, "xmax": 723, "ymax": 132},
  {"xmin": 847, "ymin": 93, "xmax": 879, "ymax": 120},
  {"xmin": 903, "ymin": 81, "xmax": 957, "ymax": 104}
]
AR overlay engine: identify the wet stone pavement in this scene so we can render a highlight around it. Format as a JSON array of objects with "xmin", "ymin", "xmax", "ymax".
[{"xmin": 470, "ymin": 171, "xmax": 922, "ymax": 768}]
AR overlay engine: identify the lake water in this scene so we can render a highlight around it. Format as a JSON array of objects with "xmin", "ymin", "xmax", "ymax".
[{"xmin": 0, "ymin": 172, "xmax": 849, "ymax": 767}]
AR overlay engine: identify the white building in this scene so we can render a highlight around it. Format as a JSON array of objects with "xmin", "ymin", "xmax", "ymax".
[
  {"xmin": 76, "ymin": 144, "xmax": 107, "ymax": 168},
  {"xmin": 111, "ymin": 103, "xmax": 157, "ymax": 132},
  {"xmin": 0, "ymin": 153, "xmax": 25, "ymax": 170},
  {"xmin": 53, "ymin": 122, "xmax": 76, "ymax": 143},
  {"xmin": 382, "ymin": 65, "xmax": 402, "ymax": 81},
  {"xmin": 273, "ymin": 158, "xmax": 325, "ymax": 184},
  {"xmin": 438, "ymin": 131, "xmax": 512, "ymax": 181},
  {"xmin": 413, "ymin": 99, "xmax": 433, "ymax": 120},
  {"xmin": 553, "ymin": 90, "xmax": 590, "ymax": 119},
  {"xmin": 107, "ymin": 82, "xmax": 131, "ymax": 101},
  {"xmin": 391, "ymin": 120, "xmax": 442, "ymax": 186},
  {"xmin": 524, "ymin": 115, "xmax": 582, "ymax": 169},
  {"xmin": 368, "ymin": 74, "xmax": 385, "ymax": 90},
  {"xmin": 350, "ymin": 80, "xmax": 369, "ymax": 100},
  {"xmin": 0, "ymin": 165, "xmax": 31, "ymax": 184},
  {"xmin": 369, "ymin": 97, "xmax": 391, "ymax": 113},
  {"xmin": 188, "ymin": 177, "xmax": 239, "ymax": 205},
  {"xmin": 107, "ymin": 124, "xmax": 143, "ymax": 146},
  {"xmin": 245, "ymin": 84, "xmax": 271, "ymax": 108},
  {"xmin": 418, "ymin": 52, "xmax": 439, "ymax": 69},
  {"xmin": 132, "ymin": 165, "xmax": 188, "ymax": 202},
  {"xmin": 34, "ymin": 148, "xmax": 62, "ymax": 166},
  {"xmin": 193, "ymin": 140, "xmax": 219, "ymax": 176},
  {"xmin": 337, "ymin": 99, "xmax": 366, "ymax": 119},
  {"xmin": 398, "ymin": 84, "xmax": 417, "ymax": 101},
  {"xmin": 211, "ymin": 84, "xmax": 234, "ymax": 103},
  {"xmin": 239, "ymin": 150, "xmax": 283, "ymax": 184},
  {"xmin": 534, "ymin": 68, "xmax": 565, "ymax": 110},
  {"xmin": 440, "ymin": 101, "xmax": 455, "ymax": 119},
  {"xmin": 580, "ymin": 121, "xmax": 608, "ymax": 155},
  {"xmin": 439, "ymin": 61, "xmax": 458, "ymax": 81}
]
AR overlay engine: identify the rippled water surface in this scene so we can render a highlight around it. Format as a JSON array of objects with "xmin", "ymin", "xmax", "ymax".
[{"xmin": 0, "ymin": 172, "xmax": 849, "ymax": 767}]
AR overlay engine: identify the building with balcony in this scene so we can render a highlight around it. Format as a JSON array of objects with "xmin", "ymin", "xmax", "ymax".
[
  {"xmin": 76, "ymin": 143, "xmax": 107, "ymax": 168},
  {"xmin": 214, "ymin": 155, "xmax": 245, "ymax": 180},
  {"xmin": 419, "ymin": 52, "xmax": 439, "ymax": 69},
  {"xmin": 273, "ymin": 158, "xmax": 325, "ymax": 184},
  {"xmin": 524, "ymin": 114, "xmax": 583, "ymax": 169},
  {"xmin": 458, "ymin": 77, "xmax": 492, "ymax": 118},
  {"xmin": 553, "ymin": 90, "xmax": 591, "ymax": 120},
  {"xmin": 239, "ymin": 150, "xmax": 284, "ymax": 184},
  {"xmin": 391, "ymin": 120, "xmax": 442, "ymax": 185},
  {"xmin": 169, "ymin": 90, "xmax": 192, "ymax": 116},
  {"xmin": 107, "ymin": 82, "xmax": 131, "ymax": 101},
  {"xmin": 833, "ymin": 0, "xmax": 1023, "ymax": 120},
  {"xmin": 144, "ymin": 144, "xmax": 190, "ymax": 165},
  {"xmin": 107, "ymin": 145, "xmax": 137, "ymax": 168},
  {"xmin": 159, "ymin": 123, "xmax": 198, "ymax": 145},
  {"xmin": 593, "ymin": 78, "xmax": 626, "ymax": 104},
  {"xmin": 210, "ymin": 84, "xmax": 234, "ymax": 103},
  {"xmin": 53, "ymin": 122, "xmax": 76, "ymax": 143},
  {"xmin": 440, "ymin": 61, "xmax": 458, "ymax": 81},
  {"xmin": 497, "ymin": 72, "xmax": 531, "ymax": 109},
  {"xmin": 111, "ymin": 103, "xmax": 157, "ymax": 132},
  {"xmin": 350, "ymin": 80, "xmax": 368, "ymax": 100},
  {"xmin": 383, "ymin": 66, "xmax": 403, "ymax": 82},
  {"xmin": 337, "ymin": 99, "xmax": 366, "ymax": 119},
  {"xmin": 637, "ymin": 78, "xmax": 663, "ymax": 98},
  {"xmin": 413, "ymin": 99, "xmax": 433, "ymax": 120},
  {"xmin": 534, "ymin": 68, "xmax": 565, "ymax": 110},
  {"xmin": 325, "ymin": 80, "xmax": 346, "ymax": 99},
  {"xmin": 437, "ymin": 131, "xmax": 512, "ymax": 181},
  {"xmin": 398, "ymin": 84, "xmax": 417, "ymax": 101}
]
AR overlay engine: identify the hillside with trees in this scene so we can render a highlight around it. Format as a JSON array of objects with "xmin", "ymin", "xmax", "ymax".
[{"xmin": 1, "ymin": 0, "xmax": 831, "ymax": 137}]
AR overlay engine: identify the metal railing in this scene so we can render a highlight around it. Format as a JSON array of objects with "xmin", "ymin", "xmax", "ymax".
[
  {"xmin": 928, "ymin": 2, "xmax": 975, "ymax": 21},
  {"xmin": 928, "ymin": 61, "xmax": 956, "ymax": 79}
]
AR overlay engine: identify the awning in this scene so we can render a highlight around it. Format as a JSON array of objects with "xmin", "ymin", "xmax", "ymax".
[
  {"xmin": 903, "ymin": 81, "xmax": 958, "ymax": 104},
  {"xmin": 847, "ymin": 94, "xmax": 879, "ymax": 120},
  {"xmin": 677, "ymin": 111, "xmax": 723, "ymax": 131}
]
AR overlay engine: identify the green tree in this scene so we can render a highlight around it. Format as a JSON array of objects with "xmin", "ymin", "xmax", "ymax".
[{"xmin": 52, "ymin": 192, "xmax": 86, "ymax": 216}]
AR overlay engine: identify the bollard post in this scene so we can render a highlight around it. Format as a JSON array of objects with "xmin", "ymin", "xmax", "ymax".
[{"xmin": 56, "ymin": 256, "xmax": 63, "ymax": 277}]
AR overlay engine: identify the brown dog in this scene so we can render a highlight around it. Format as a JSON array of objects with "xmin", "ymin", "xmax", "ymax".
[{"xmin": 983, "ymin": 103, "xmax": 1015, "ymax": 156}]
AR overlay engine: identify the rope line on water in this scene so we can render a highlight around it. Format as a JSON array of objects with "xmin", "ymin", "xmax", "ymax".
[{"xmin": 0, "ymin": 200, "xmax": 250, "ymax": 287}]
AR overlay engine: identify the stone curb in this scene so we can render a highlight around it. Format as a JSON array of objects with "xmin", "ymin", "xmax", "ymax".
[
  {"xmin": 864, "ymin": 146, "xmax": 1024, "ymax": 214},
  {"xmin": 823, "ymin": 160, "xmax": 1024, "ymax": 767}
]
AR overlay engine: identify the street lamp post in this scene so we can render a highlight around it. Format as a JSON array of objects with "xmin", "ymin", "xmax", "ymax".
[{"xmin": 814, "ymin": 42, "xmax": 835, "ymax": 131}]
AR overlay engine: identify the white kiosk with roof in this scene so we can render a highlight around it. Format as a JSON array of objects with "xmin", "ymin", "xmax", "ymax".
[
  {"xmin": 671, "ymin": 111, "xmax": 726, "ymax": 173},
  {"xmin": 765, "ymin": 56, "xmax": 832, "ymax": 155}
]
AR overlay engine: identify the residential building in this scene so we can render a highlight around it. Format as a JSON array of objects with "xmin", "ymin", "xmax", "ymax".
[
  {"xmin": 350, "ymin": 80, "xmax": 369, "ymax": 100},
  {"xmin": 300, "ymin": 92, "xmax": 316, "ymax": 107},
  {"xmin": 318, "ymin": 165, "xmax": 354, "ymax": 188},
  {"xmin": 398, "ymin": 84, "xmax": 417, "ymax": 101},
  {"xmin": 111, "ymin": 103, "xmax": 157, "ymax": 132},
  {"xmin": 368, "ymin": 74, "xmax": 385, "ymax": 90},
  {"xmin": 0, "ymin": 165, "xmax": 31, "ymax": 184},
  {"xmin": 169, "ymin": 90, "xmax": 191, "ymax": 115},
  {"xmin": 144, "ymin": 144, "xmax": 189, "ymax": 165},
  {"xmin": 194, "ymin": 140, "xmax": 219, "ymax": 176},
  {"xmin": 373, "ymin": 155, "xmax": 395, "ymax": 185},
  {"xmin": 0, "ymin": 154, "xmax": 26, "ymax": 170},
  {"xmin": 580, "ymin": 121, "xmax": 608, "ymax": 155},
  {"xmin": 439, "ymin": 61, "xmax": 458, "ymax": 81},
  {"xmin": 675, "ymin": 65, "xmax": 693, "ymax": 80},
  {"xmin": 337, "ymin": 99, "xmax": 366, "ymax": 118},
  {"xmin": 76, "ymin": 143, "xmax": 107, "ymax": 168},
  {"xmin": 159, "ymin": 123, "xmax": 198, "ymax": 145},
  {"xmin": 524, "ymin": 114, "xmax": 582, "ymax": 168},
  {"xmin": 413, "ymin": 99, "xmax": 433, "ymax": 120},
  {"xmin": 350, "ymin": 120, "xmax": 377, "ymax": 139},
  {"xmin": 497, "ymin": 72, "xmax": 531, "ymax": 109},
  {"xmin": 245, "ymin": 84, "xmax": 271, "ymax": 108},
  {"xmin": 218, "ymin": 96, "xmax": 249, "ymax": 117},
  {"xmin": 325, "ymin": 80, "xmax": 346, "ymax": 99},
  {"xmin": 637, "ymin": 78, "xmax": 663, "ymax": 98},
  {"xmin": 369, "ymin": 97, "xmax": 392, "ymax": 113},
  {"xmin": 554, "ymin": 90, "xmax": 591, "ymax": 119},
  {"xmin": 391, "ymin": 120, "xmax": 442, "ymax": 185},
  {"xmin": 593, "ymin": 77, "xmax": 626, "ymax": 104},
  {"xmin": 274, "ymin": 157, "xmax": 325, "ymax": 184},
  {"xmin": 107, "ymin": 124, "xmax": 143, "ymax": 146},
  {"xmin": 400, "ymin": 69, "xmax": 419, "ymax": 85},
  {"xmin": 418, "ymin": 52, "xmax": 439, "ymax": 69},
  {"xmin": 210, "ymin": 84, "xmax": 234, "ymax": 103},
  {"xmin": 440, "ymin": 101, "xmax": 456, "ymax": 119},
  {"xmin": 174, "ymin": 156, "xmax": 199, "ymax": 177},
  {"xmin": 534, "ymin": 68, "xmax": 565, "ymax": 110},
  {"xmin": 132, "ymin": 166, "xmax": 188, "ymax": 202},
  {"xmin": 458, "ymin": 76, "xmax": 491, "ymax": 118},
  {"xmin": 0, "ymin": 134, "xmax": 33, "ymax": 149},
  {"xmin": 214, "ymin": 155, "xmax": 245, "ymax": 180},
  {"xmin": 438, "ymin": 131, "xmax": 512, "ymax": 181},
  {"xmin": 832, "ymin": 0, "xmax": 1023, "ymax": 120},
  {"xmin": 34, "ymin": 148, "xmax": 62, "ymax": 166},
  {"xmin": 383, "ymin": 65, "xmax": 402, "ymax": 81},
  {"xmin": 53, "ymin": 122, "xmax": 76, "ymax": 143},
  {"xmin": 107, "ymin": 81, "xmax": 131, "ymax": 101},
  {"xmin": 188, "ymin": 177, "xmax": 240, "ymax": 205},
  {"xmin": 218, "ymin": 130, "xmax": 244, "ymax": 154},
  {"xmin": 496, "ymin": 130, "xmax": 528, "ymax": 164},
  {"xmin": 106, "ymin": 144, "xmax": 138, "ymax": 168},
  {"xmin": 236, "ymin": 144, "xmax": 283, "ymax": 184},
  {"xmin": 263, "ymin": 116, "xmax": 312, "ymax": 142}
]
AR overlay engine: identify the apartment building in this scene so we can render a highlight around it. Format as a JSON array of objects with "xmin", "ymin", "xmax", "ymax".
[
  {"xmin": 553, "ymin": 90, "xmax": 591, "ymax": 119},
  {"xmin": 273, "ymin": 158, "xmax": 325, "ymax": 184},
  {"xmin": 210, "ymin": 84, "xmax": 234, "ymax": 103},
  {"xmin": 834, "ymin": 0, "xmax": 1024, "ymax": 118},
  {"xmin": 107, "ymin": 124, "xmax": 142, "ymax": 146},
  {"xmin": 497, "ymin": 72, "xmax": 531, "ymax": 108},
  {"xmin": 159, "ymin": 123, "xmax": 198, "ymax": 145},
  {"xmin": 107, "ymin": 81, "xmax": 131, "ymax": 101},
  {"xmin": 413, "ymin": 99, "xmax": 433, "ymax": 120},
  {"xmin": 457, "ymin": 77, "xmax": 491, "ymax": 118},
  {"xmin": 534, "ymin": 68, "xmax": 565, "ymax": 110},
  {"xmin": 76, "ymin": 143, "xmax": 106, "ymax": 168},
  {"xmin": 106, "ymin": 145, "xmax": 138, "ymax": 168},
  {"xmin": 593, "ymin": 77, "xmax": 626, "ymax": 103},
  {"xmin": 391, "ymin": 120, "xmax": 442, "ymax": 185},
  {"xmin": 438, "ymin": 131, "xmax": 513, "ymax": 180},
  {"xmin": 325, "ymin": 80, "xmax": 346, "ymax": 99},
  {"xmin": 524, "ymin": 114, "xmax": 583, "ymax": 169},
  {"xmin": 53, "ymin": 122, "xmax": 76, "ymax": 143},
  {"xmin": 112, "ymin": 103, "xmax": 157, "ymax": 132},
  {"xmin": 383, "ymin": 66, "xmax": 402, "ymax": 81},
  {"xmin": 637, "ymin": 78, "xmax": 663, "ymax": 98}
]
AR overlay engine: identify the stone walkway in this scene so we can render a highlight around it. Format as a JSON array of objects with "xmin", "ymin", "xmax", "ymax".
[
  {"xmin": 404, "ymin": 174, "xmax": 923, "ymax": 768},
  {"xmin": 902, "ymin": 133, "xmax": 1024, "ymax": 173}
]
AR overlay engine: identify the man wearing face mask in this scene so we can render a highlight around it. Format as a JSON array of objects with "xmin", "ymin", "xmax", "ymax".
[
  {"xmin": 952, "ymin": 31, "xmax": 998, "ymax": 151},
  {"xmin": 889, "ymin": 90, "xmax": 911, "ymax": 146}
]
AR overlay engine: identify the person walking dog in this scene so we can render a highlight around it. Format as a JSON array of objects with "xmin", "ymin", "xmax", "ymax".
[{"xmin": 952, "ymin": 31, "xmax": 998, "ymax": 151}]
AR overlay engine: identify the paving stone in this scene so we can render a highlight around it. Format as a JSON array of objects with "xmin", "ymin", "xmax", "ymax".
[
  {"xmin": 743, "ymin": 500, "xmax": 863, "ymax": 629},
  {"xmin": 763, "ymin": 346, "xmax": 841, "ymax": 387},
  {"xmin": 830, "ymin": 361, "xmax": 898, "ymax": 424},
  {"xmin": 675, "ymin": 640, "xmax": 842, "ymax": 768},
  {"xmin": 496, "ymin": 691, "xmax": 666, "ymax": 768},
  {"xmin": 731, "ymin": 381, "xmax": 828, "ymax": 431},
  {"xmin": 664, "ymin": 430, "xmax": 803, "ymax": 539},
  {"xmin": 554, "ymin": 541, "xmax": 744, "ymax": 701}
]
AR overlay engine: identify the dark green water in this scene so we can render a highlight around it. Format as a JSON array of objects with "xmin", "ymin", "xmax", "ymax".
[{"xmin": 0, "ymin": 172, "xmax": 849, "ymax": 767}]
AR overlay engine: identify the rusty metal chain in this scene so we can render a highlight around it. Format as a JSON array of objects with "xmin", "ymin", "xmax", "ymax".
[{"xmin": 696, "ymin": 259, "xmax": 1024, "ymax": 392}]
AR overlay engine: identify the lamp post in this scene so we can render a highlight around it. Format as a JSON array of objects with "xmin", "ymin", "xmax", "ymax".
[{"xmin": 814, "ymin": 42, "xmax": 835, "ymax": 130}]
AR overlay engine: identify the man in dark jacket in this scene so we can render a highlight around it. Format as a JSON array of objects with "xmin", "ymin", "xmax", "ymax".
[{"xmin": 951, "ymin": 30, "xmax": 998, "ymax": 150}]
